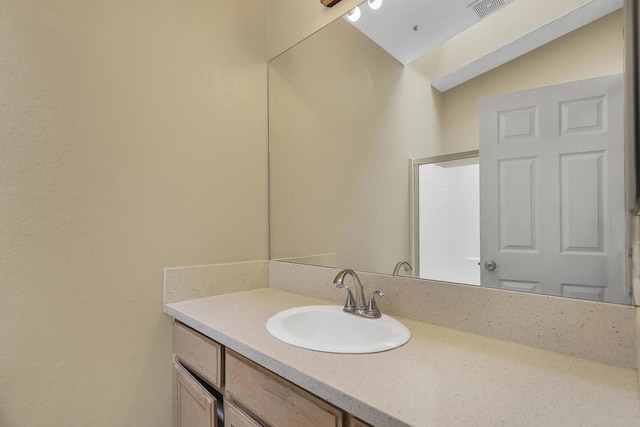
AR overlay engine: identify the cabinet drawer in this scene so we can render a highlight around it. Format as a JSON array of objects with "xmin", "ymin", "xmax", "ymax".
[
  {"xmin": 225, "ymin": 350, "xmax": 343, "ymax": 427},
  {"xmin": 173, "ymin": 322, "xmax": 223, "ymax": 389},
  {"xmin": 225, "ymin": 400, "xmax": 262, "ymax": 427}
]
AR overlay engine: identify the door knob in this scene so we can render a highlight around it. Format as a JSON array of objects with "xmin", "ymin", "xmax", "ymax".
[{"xmin": 484, "ymin": 260, "xmax": 497, "ymax": 271}]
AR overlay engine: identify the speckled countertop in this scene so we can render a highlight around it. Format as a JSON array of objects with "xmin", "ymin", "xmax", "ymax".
[{"xmin": 165, "ymin": 288, "xmax": 640, "ymax": 427}]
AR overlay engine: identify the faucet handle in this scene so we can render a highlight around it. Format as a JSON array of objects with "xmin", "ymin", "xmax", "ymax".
[
  {"xmin": 336, "ymin": 284, "xmax": 356, "ymax": 312},
  {"xmin": 366, "ymin": 291, "xmax": 385, "ymax": 318}
]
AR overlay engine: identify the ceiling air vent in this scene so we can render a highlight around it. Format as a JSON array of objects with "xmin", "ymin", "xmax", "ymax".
[{"xmin": 471, "ymin": 0, "xmax": 508, "ymax": 19}]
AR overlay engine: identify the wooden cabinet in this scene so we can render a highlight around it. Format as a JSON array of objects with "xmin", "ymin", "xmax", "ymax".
[
  {"xmin": 174, "ymin": 362, "xmax": 218, "ymax": 427},
  {"xmin": 224, "ymin": 400, "xmax": 262, "ymax": 427},
  {"xmin": 346, "ymin": 415, "xmax": 373, "ymax": 427},
  {"xmin": 173, "ymin": 321, "xmax": 223, "ymax": 389},
  {"xmin": 173, "ymin": 322, "xmax": 223, "ymax": 427},
  {"xmin": 225, "ymin": 350, "xmax": 343, "ymax": 427},
  {"xmin": 172, "ymin": 321, "xmax": 375, "ymax": 427}
]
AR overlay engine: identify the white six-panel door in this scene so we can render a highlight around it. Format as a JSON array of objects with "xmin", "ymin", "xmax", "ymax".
[{"xmin": 479, "ymin": 74, "xmax": 629, "ymax": 304}]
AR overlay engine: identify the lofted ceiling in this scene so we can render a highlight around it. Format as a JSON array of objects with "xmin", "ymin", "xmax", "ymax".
[
  {"xmin": 348, "ymin": 0, "xmax": 516, "ymax": 65},
  {"xmin": 347, "ymin": 0, "xmax": 623, "ymax": 90}
]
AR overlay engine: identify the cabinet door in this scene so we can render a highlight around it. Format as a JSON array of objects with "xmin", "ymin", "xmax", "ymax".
[
  {"xmin": 174, "ymin": 362, "xmax": 217, "ymax": 427},
  {"xmin": 225, "ymin": 400, "xmax": 262, "ymax": 427}
]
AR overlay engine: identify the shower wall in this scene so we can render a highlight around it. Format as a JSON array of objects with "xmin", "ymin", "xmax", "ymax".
[{"xmin": 419, "ymin": 162, "xmax": 480, "ymax": 285}]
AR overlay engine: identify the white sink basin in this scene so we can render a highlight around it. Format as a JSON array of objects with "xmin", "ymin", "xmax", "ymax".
[{"xmin": 266, "ymin": 305, "xmax": 411, "ymax": 353}]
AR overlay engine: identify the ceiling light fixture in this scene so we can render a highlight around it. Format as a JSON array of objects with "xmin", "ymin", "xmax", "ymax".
[
  {"xmin": 320, "ymin": 0, "xmax": 343, "ymax": 7},
  {"xmin": 346, "ymin": 6, "xmax": 361, "ymax": 22},
  {"xmin": 367, "ymin": 0, "xmax": 383, "ymax": 10}
]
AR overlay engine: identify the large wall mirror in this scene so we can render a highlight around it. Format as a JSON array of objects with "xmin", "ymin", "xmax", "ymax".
[{"xmin": 269, "ymin": 0, "xmax": 636, "ymax": 305}]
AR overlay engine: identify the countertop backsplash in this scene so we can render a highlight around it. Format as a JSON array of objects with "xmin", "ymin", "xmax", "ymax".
[{"xmin": 164, "ymin": 259, "xmax": 638, "ymax": 369}]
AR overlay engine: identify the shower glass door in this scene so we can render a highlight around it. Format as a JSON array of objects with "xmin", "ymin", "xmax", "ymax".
[{"xmin": 412, "ymin": 152, "xmax": 480, "ymax": 285}]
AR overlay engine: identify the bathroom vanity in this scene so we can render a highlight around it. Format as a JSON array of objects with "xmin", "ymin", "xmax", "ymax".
[
  {"xmin": 165, "ymin": 282, "xmax": 640, "ymax": 426},
  {"xmin": 173, "ymin": 320, "xmax": 353, "ymax": 427}
]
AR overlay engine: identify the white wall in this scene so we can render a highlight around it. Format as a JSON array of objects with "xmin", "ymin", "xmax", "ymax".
[
  {"xmin": 419, "ymin": 163, "xmax": 480, "ymax": 285},
  {"xmin": 0, "ymin": 1, "xmax": 268, "ymax": 426}
]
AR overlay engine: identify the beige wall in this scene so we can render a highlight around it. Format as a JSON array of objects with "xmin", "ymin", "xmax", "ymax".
[
  {"xmin": 269, "ymin": 8, "xmax": 623, "ymax": 277},
  {"xmin": 412, "ymin": 0, "xmax": 601, "ymax": 83},
  {"xmin": 441, "ymin": 9, "xmax": 623, "ymax": 153},
  {"xmin": 268, "ymin": 0, "xmax": 362, "ymax": 60},
  {"xmin": 269, "ymin": 18, "xmax": 442, "ymax": 274},
  {"xmin": 0, "ymin": 1, "xmax": 268, "ymax": 426}
]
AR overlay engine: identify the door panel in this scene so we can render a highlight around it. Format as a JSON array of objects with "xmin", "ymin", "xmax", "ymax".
[
  {"xmin": 560, "ymin": 96, "xmax": 605, "ymax": 135},
  {"xmin": 498, "ymin": 157, "xmax": 538, "ymax": 251},
  {"xmin": 499, "ymin": 106, "xmax": 539, "ymax": 142},
  {"xmin": 480, "ymin": 74, "xmax": 628, "ymax": 304},
  {"xmin": 560, "ymin": 151, "xmax": 605, "ymax": 253},
  {"xmin": 561, "ymin": 283, "xmax": 607, "ymax": 301},
  {"xmin": 500, "ymin": 279, "xmax": 539, "ymax": 292}
]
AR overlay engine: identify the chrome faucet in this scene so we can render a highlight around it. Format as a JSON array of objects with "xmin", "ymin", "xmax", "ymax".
[
  {"xmin": 392, "ymin": 261, "xmax": 413, "ymax": 276},
  {"xmin": 333, "ymin": 269, "xmax": 385, "ymax": 319}
]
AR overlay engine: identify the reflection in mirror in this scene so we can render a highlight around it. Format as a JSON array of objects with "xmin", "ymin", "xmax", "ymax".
[
  {"xmin": 479, "ymin": 75, "xmax": 628, "ymax": 304},
  {"xmin": 413, "ymin": 152, "xmax": 480, "ymax": 286},
  {"xmin": 269, "ymin": 0, "xmax": 632, "ymax": 305}
]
